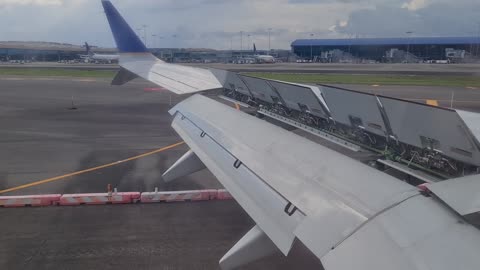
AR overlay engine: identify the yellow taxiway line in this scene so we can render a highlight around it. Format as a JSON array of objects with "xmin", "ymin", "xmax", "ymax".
[{"xmin": 0, "ymin": 141, "xmax": 185, "ymax": 195}]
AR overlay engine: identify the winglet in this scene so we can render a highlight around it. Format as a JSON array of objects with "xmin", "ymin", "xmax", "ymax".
[{"xmin": 101, "ymin": 0, "xmax": 148, "ymax": 53}]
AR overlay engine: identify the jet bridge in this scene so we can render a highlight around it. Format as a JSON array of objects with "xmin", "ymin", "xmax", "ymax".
[{"xmin": 220, "ymin": 73, "xmax": 480, "ymax": 181}]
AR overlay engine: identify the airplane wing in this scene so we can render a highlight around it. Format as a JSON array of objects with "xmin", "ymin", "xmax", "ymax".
[
  {"xmin": 166, "ymin": 94, "xmax": 480, "ymax": 270},
  {"xmin": 101, "ymin": 1, "xmax": 480, "ymax": 269},
  {"xmin": 101, "ymin": 0, "xmax": 223, "ymax": 94}
]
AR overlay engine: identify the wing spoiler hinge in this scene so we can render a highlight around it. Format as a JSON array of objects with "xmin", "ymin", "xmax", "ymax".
[
  {"xmin": 284, "ymin": 202, "xmax": 298, "ymax": 217},
  {"xmin": 233, "ymin": 159, "xmax": 243, "ymax": 169}
]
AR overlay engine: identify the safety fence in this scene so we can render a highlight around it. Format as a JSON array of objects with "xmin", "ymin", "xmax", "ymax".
[{"xmin": 0, "ymin": 189, "xmax": 233, "ymax": 208}]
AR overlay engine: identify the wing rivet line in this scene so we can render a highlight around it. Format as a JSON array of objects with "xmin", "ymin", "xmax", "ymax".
[
  {"xmin": 284, "ymin": 202, "xmax": 298, "ymax": 216},
  {"xmin": 233, "ymin": 160, "xmax": 243, "ymax": 169},
  {"xmin": 200, "ymin": 132, "xmax": 207, "ymax": 138}
]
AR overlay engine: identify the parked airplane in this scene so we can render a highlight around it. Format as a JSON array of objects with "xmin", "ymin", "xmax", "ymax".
[
  {"xmin": 101, "ymin": 1, "xmax": 480, "ymax": 269},
  {"xmin": 80, "ymin": 42, "xmax": 119, "ymax": 63},
  {"xmin": 253, "ymin": 43, "xmax": 275, "ymax": 63}
]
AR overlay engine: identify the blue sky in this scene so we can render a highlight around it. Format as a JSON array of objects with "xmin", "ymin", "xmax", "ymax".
[{"xmin": 0, "ymin": 0, "xmax": 478, "ymax": 49}]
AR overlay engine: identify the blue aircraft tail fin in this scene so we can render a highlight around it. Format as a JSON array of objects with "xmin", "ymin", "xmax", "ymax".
[
  {"xmin": 85, "ymin": 42, "xmax": 93, "ymax": 56},
  {"xmin": 101, "ymin": 0, "xmax": 148, "ymax": 53}
]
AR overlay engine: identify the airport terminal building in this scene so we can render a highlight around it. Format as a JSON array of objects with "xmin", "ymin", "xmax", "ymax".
[
  {"xmin": 0, "ymin": 41, "xmax": 294, "ymax": 63},
  {"xmin": 291, "ymin": 37, "xmax": 480, "ymax": 63},
  {"xmin": 0, "ymin": 41, "xmax": 117, "ymax": 62}
]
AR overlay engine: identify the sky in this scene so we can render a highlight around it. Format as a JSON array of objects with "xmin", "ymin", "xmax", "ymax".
[{"xmin": 0, "ymin": 0, "xmax": 478, "ymax": 49}]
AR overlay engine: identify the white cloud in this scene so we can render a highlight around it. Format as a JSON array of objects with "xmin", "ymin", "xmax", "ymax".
[
  {"xmin": 0, "ymin": 0, "xmax": 477, "ymax": 49},
  {"xmin": 402, "ymin": 0, "xmax": 428, "ymax": 10},
  {"xmin": 0, "ymin": 0, "xmax": 63, "ymax": 6}
]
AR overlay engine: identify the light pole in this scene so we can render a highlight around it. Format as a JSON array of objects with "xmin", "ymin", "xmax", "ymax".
[
  {"xmin": 143, "ymin": 25, "xmax": 148, "ymax": 47},
  {"xmin": 268, "ymin": 28, "xmax": 272, "ymax": 53},
  {"xmin": 405, "ymin": 31, "xmax": 413, "ymax": 63},
  {"xmin": 248, "ymin": 34, "xmax": 251, "ymax": 51},
  {"xmin": 172, "ymin": 34, "xmax": 178, "ymax": 48},
  {"xmin": 240, "ymin": 31, "xmax": 244, "ymax": 59},
  {"xmin": 152, "ymin": 34, "xmax": 157, "ymax": 48},
  {"xmin": 310, "ymin": 33, "xmax": 314, "ymax": 62},
  {"xmin": 137, "ymin": 25, "xmax": 148, "ymax": 47},
  {"xmin": 136, "ymin": 28, "xmax": 142, "ymax": 41},
  {"xmin": 476, "ymin": 22, "xmax": 480, "ymax": 57}
]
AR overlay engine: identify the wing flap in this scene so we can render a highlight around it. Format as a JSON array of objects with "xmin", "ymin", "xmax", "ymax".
[
  {"xmin": 171, "ymin": 111, "xmax": 304, "ymax": 254},
  {"xmin": 426, "ymin": 175, "xmax": 480, "ymax": 225}
]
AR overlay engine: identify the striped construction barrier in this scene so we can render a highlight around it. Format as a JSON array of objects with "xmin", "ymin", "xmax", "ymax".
[
  {"xmin": 0, "ymin": 194, "xmax": 61, "ymax": 208},
  {"xmin": 59, "ymin": 192, "xmax": 141, "ymax": 206},
  {"xmin": 140, "ymin": 189, "xmax": 217, "ymax": 203},
  {"xmin": 0, "ymin": 189, "xmax": 233, "ymax": 208},
  {"xmin": 217, "ymin": 189, "xmax": 234, "ymax": 200}
]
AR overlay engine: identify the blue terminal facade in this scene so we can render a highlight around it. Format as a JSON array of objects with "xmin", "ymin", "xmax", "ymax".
[{"xmin": 292, "ymin": 36, "xmax": 480, "ymax": 61}]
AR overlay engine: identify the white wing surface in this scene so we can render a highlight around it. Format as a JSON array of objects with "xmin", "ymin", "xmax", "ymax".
[{"xmin": 168, "ymin": 94, "xmax": 480, "ymax": 270}]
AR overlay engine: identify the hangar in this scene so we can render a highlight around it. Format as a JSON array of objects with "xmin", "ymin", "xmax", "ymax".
[{"xmin": 291, "ymin": 36, "xmax": 480, "ymax": 63}]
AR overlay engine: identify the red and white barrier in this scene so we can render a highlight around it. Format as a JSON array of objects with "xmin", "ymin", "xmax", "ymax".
[
  {"xmin": 59, "ymin": 192, "xmax": 140, "ymax": 206},
  {"xmin": 140, "ymin": 189, "xmax": 217, "ymax": 203},
  {"xmin": 217, "ymin": 189, "xmax": 234, "ymax": 200},
  {"xmin": 0, "ymin": 189, "xmax": 233, "ymax": 208},
  {"xmin": 0, "ymin": 194, "xmax": 61, "ymax": 207}
]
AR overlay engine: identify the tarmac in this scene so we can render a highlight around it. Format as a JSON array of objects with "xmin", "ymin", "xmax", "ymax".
[
  {"xmin": 0, "ymin": 77, "xmax": 324, "ymax": 270},
  {"xmin": 1, "ymin": 76, "xmax": 480, "ymax": 269}
]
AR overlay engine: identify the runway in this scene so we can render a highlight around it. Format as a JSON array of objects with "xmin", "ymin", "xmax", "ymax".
[{"xmin": 1, "ymin": 77, "xmax": 480, "ymax": 269}]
